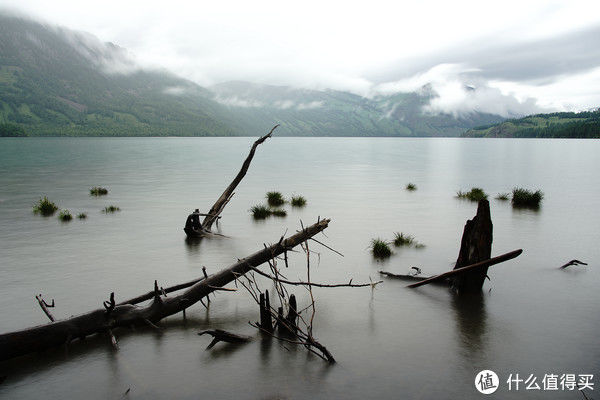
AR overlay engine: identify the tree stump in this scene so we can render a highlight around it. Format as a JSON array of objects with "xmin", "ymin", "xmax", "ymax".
[{"xmin": 452, "ymin": 199, "xmax": 493, "ymax": 293}]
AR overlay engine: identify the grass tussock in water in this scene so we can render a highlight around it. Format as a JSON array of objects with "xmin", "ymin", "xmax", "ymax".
[
  {"xmin": 290, "ymin": 195, "xmax": 307, "ymax": 207},
  {"xmin": 90, "ymin": 187, "xmax": 108, "ymax": 196},
  {"xmin": 33, "ymin": 196, "xmax": 59, "ymax": 216},
  {"xmin": 371, "ymin": 238, "xmax": 392, "ymax": 259},
  {"xmin": 58, "ymin": 210, "xmax": 72, "ymax": 221},
  {"xmin": 512, "ymin": 188, "xmax": 544, "ymax": 208},
  {"xmin": 393, "ymin": 232, "xmax": 414, "ymax": 246},
  {"xmin": 250, "ymin": 205, "xmax": 272, "ymax": 219},
  {"xmin": 103, "ymin": 205, "xmax": 121, "ymax": 213},
  {"xmin": 271, "ymin": 209, "xmax": 287, "ymax": 217},
  {"xmin": 251, "ymin": 204, "xmax": 288, "ymax": 219},
  {"xmin": 393, "ymin": 232, "xmax": 426, "ymax": 248},
  {"xmin": 266, "ymin": 191, "xmax": 285, "ymax": 207},
  {"xmin": 456, "ymin": 187, "xmax": 487, "ymax": 201},
  {"xmin": 495, "ymin": 193, "xmax": 510, "ymax": 201},
  {"xmin": 406, "ymin": 183, "xmax": 417, "ymax": 191},
  {"xmin": 77, "ymin": 213, "xmax": 87, "ymax": 219}
]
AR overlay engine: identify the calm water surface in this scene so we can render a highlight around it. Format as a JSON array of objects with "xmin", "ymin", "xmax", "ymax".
[{"xmin": 0, "ymin": 137, "xmax": 599, "ymax": 399}]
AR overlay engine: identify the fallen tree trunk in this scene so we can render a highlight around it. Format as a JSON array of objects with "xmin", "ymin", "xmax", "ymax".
[
  {"xmin": 406, "ymin": 249, "xmax": 523, "ymax": 288},
  {"xmin": 0, "ymin": 218, "xmax": 329, "ymax": 361},
  {"xmin": 183, "ymin": 125, "xmax": 279, "ymax": 237}
]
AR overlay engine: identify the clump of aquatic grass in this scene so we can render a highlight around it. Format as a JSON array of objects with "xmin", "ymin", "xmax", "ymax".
[
  {"xmin": 102, "ymin": 205, "xmax": 121, "ymax": 213},
  {"xmin": 495, "ymin": 193, "xmax": 510, "ymax": 201},
  {"xmin": 33, "ymin": 196, "xmax": 59, "ymax": 216},
  {"xmin": 266, "ymin": 191, "xmax": 285, "ymax": 207},
  {"xmin": 77, "ymin": 213, "xmax": 87, "ymax": 219},
  {"xmin": 456, "ymin": 187, "xmax": 487, "ymax": 202},
  {"xmin": 290, "ymin": 195, "xmax": 307, "ymax": 207},
  {"xmin": 251, "ymin": 205, "xmax": 271, "ymax": 219},
  {"xmin": 406, "ymin": 183, "xmax": 417, "ymax": 191},
  {"xmin": 512, "ymin": 188, "xmax": 543, "ymax": 208},
  {"xmin": 58, "ymin": 210, "xmax": 72, "ymax": 221},
  {"xmin": 371, "ymin": 238, "xmax": 392, "ymax": 259},
  {"xmin": 90, "ymin": 187, "xmax": 108, "ymax": 196},
  {"xmin": 271, "ymin": 209, "xmax": 287, "ymax": 217},
  {"xmin": 393, "ymin": 232, "xmax": 415, "ymax": 246},
  {"xmin": 393, "ymin": 232, "xmax": 426, "ymax": 248}
]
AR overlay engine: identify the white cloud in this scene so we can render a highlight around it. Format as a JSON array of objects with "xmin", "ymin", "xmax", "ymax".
[
  {"xmin": 2, "ymin": 0, "xmax": 600, "ymax": 112},
  {"xmin": 214, "ymin": 96, "xmax": 264, "ymax": 108},
  {"xmin": 297, "ymin": 101, "xmax": 324, "ymax": 110}
]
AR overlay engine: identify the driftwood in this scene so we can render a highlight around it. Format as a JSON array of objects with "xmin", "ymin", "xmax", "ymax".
[
  {"xmin": 559, "ymin": 259, "xmax": 588, "ymax": 269},
  {"xmin": 35, "ymin": 295, "xmax": 55, "ymax": 322},
  {"xmin": 452, "ymin": 199, "xmax": 493, "ymax": 292},
  {"xmin": 406, "ymin": 249, "xmax": 523, "ymax": 288},
  {"xmin": 184, "ymin": 125, "xmax": 279, "ymax": 237},
  {"xmin": 198, "ymin": 329, "xmax": 251, "ymax": 350},
  {"xmin": 0, "ymin": 218, "xmax": 329, "ymax": 361}
]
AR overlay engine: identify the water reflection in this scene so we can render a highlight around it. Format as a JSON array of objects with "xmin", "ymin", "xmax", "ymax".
[
  {"xmin": 184, "ymin": 236, "xmax": 204, "ymax": 254},
  {"xmin": 450, "ymin": 292, "xmax": 488, "ymax": 361}
]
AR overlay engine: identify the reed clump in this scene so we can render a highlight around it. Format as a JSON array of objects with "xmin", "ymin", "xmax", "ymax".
[
  {"xmin": 77, "ymin": 213, "xmax": 87, "ymax": 219},
  {"xmin": 371, "ymin": 238, "xmax": 392, "ymax": 259},
  {"xmin": 512, "ymin": 188, "xmax": 543, "ymax": 208},
  {"xmin": 90, "ymin": 187, "xmax": 108, "ymax": 196},
  {"xmin": 58, "ymin": 210, "xmax": 72, "ymax": 221},
  {"xmin": 495, "ymin": 193, "xmax": 510, "ymax": 201},
  {"xmin": 266, "ymin": 191, "xmax": 285, "ymax": 207},
  {"xmin": 290, "ymin": 195, "xmax": 307, "ymax": 207},
  {"xmin": 251, "ymin": 205, "xmax": 271, "ymax": 219},
  {"xmin": 393, "ymin": 232, "xmax": 414, "ymax": 246},
  {"xmin": 406, "ymin": 183, "xmax": 417, "ymax": 191},
  {"xmin": 33, "ymin": 196, "xmax": 59, "ymax": 216},
  {"xmin": 456, "ymin": 187, "xmax": 487, "ymax": 201},
  {"xmin": 103, "ymin": 205, "xmax": 121, "ymax": 213}
]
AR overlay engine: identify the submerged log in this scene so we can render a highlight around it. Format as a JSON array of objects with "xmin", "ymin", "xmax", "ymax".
[
  {"xmin": 0, "ymin": 218, "xmax": 330, "ymax": 361},
  {"xmin": 406, "ymin": 249, "xmax": 522, "ymax": 288},
  {"xmin": 198, "ymin": 329, "xmax": 251, "ymax": 350},
  {"xmin": 451, "ymin": 199, "xmax": 493, "ymax": 293},
  {"xmin": 184, "ymin": 125, "xmax": 279, "ymax": 237}
]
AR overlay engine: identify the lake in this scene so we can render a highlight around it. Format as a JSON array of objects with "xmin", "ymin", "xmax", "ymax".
[{"xmin": 0, "ymin": 137, "xmax": 599, "ymax": 399}]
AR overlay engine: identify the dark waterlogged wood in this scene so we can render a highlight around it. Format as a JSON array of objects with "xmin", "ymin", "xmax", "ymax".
[
  {"xmin": 406, "ymin": 249, "xmax": 523, "ymax": 288},
  {"xmin": 259, "ymin": 290, "xmax": 274, "ymax": 333},
  {"xmin": 0, "ymin": 218, "xmax": 330, "ymax": 361},
  {"xmin": 559, "ymin": 259, "xmax": 588, "ymax": 269},
  {"xmin": 184, "ymin": 125, "xmax": 279, "ymax": 237},
  {"xmin": 198, "ymin": 329, "xmax": 251, "ymax": 350},
  {"xmin": 379, "ymin": 271, "xmax": 439, "ymax": 283},
  {"xmin": 452, "ymin": 199, "xmax": 493, "ymax": 292}
]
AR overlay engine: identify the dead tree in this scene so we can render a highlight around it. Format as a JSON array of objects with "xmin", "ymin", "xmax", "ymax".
[
  {"xmin": 184, "ymin": 125, "xmax": 279, "ymax": 237},
  {"xmin": 237, "ymin": 234, "xmax": 381, "ymax": 363},
  {"xmin": 0, "ymin": 218, "xmax": 329, "ymax": 361},
  {"xmin": 451, "ymin": 199, "xmax": 493, "ymax": 293}
]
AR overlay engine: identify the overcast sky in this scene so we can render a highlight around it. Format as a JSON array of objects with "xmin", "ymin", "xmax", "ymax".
[{"xmin": 2, "ymin": 0, "xmax": 600, "ymax": 115}]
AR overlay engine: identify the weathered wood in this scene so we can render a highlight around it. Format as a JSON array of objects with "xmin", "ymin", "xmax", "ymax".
[
  {"xmin": 259, "ymin": 291, "xmax": 273, "ymax": 333},
  {"xmin": 407, "ymin": 249, "xmax": 523, "ymax": 288},
  {"xmin": 0, "ymin": 218, "xmax": 330, "ymax": 361},
  {"xmin": 559, "ymin": 259, "xmax": 588, "ymax": 269},
  {"xmin": 198, "ymin": 329, "xmax": 251, "ymax": 349},
  {"xmin": 35, "ymin": 295, "xmax": 55, "ymax": 322},
  {"xmin": 196, "ymin": 125, "xmax": 279, "ymax": 233},
  {"xmin": 452, "ymin": 199, "xmax": 493, "ymax": 292},
  {"xmin": 379, "ymin": 271, "xmax": 440, "ymax": 283}
]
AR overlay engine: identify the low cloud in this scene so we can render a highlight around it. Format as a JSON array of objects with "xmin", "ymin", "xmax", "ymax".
[{"xmin": 214, "ymin": 96, "xmax": 264, "ymax": 108}]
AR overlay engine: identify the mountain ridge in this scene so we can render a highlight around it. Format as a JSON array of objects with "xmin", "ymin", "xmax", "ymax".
[{"xmin": 0, "ymin": 13, "xmax": 505, "ymax": 137}]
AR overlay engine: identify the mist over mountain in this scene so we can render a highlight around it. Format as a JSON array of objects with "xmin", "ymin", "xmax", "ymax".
[{"xmin": 0, "ymin": 13, "xmax": 505, "ymax": 136}]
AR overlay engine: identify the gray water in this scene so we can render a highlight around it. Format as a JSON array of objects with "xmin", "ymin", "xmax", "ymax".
[{"xmin": 0, "ymin": 137, "xmax": 598, "ymax": 399}]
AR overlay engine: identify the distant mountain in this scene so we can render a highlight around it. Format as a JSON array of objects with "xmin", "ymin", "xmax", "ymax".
[
  {"xmin": 210, "ymin": 81, "xmax": 504, "ymax": 137},
  {"xmin": 0, "ymin": 13, "xmax": 504, "ymax": 136},
  {"xmin": 463, "ymin": 110, "xmax": 600, "ymax": 138},
  {"xmin": 0, "ymin": 14, "xmax": 233, "ymax": 136}
]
